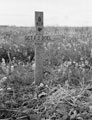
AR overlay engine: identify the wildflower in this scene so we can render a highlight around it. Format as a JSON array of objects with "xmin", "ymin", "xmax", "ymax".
[
  {"xmin": 39, "ymin": 83, "xmax": 44, "ymax": 87},
  {"xmin": 32, "ymin": 62, "xmax": 35, "ymax": 70},
  {"xmin": 1, "ymin": 77, "xmax": 7, "ymax": 82},
  {"xmin": 1, "ymin": 58, "xmax": 6, "ymax": 67},
  {"xmin": 11, "ymin": 65, "xmax": 14, "ymax": 72}
]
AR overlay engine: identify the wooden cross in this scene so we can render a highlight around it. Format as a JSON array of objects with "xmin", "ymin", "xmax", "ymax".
[
  {"xmin": 25, "ymin": 11, "xmax": 63, "ymax": 85},
  {"xmin": 34, "ymin": 11, "xmax": 44, "ymax": 85}
]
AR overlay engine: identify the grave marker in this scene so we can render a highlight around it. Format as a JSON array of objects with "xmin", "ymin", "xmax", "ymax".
[
  {"xmin": 25, "ymin": 11, "xmax": 61, "ymax": 85},
  {"xmin": 34, "ymin": 11, "xmax": 44, "ymax": 85}
]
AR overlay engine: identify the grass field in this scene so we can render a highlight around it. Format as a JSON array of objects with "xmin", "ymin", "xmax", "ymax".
[{"xmin": 0, "ymin": 26, "xmax": 92, "ymax": 120}]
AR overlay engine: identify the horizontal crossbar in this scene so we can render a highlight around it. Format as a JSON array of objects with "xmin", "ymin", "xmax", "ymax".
[{"xmin": 25, "ymin": 35, "xmax": 64, "ymax": 43}]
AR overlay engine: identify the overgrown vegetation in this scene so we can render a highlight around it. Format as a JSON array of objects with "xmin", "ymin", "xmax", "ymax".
[{"xmin": 0, "ymin": 26, "xmax": 92, "ymax": 120}]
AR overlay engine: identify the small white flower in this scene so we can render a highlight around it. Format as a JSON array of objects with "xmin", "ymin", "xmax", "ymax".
[
  {"xmin": 32, "ymin": 63, "xmax": 35, "ymax": 70},
  {"xmin": 7, "ymin": 87, "xmax": 12, "ymax": 90},
  {"xmin": 39, "ymin": 83, "xmax": 44, "ymax": 87},
  {"xmin": 0, "ymin": 88, "xmax": 3, "ymax": 91},
  {"xmin": 11, "ymin": 66, "xmax": 14, "ymax": 72},
  {"xmin": 1, "ymin": 77, "xmax": 7, "ymax": 82}
]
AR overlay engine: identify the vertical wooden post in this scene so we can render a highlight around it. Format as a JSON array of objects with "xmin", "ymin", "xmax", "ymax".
[{"xmin": 34, "ymin": 11, "xmax": 44, "ymax": 85}]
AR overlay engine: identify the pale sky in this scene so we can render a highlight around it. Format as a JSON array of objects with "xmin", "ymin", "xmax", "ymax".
[{"xmin": 0, "ymin": 0, "xmax": 92, "ymax": 27}]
